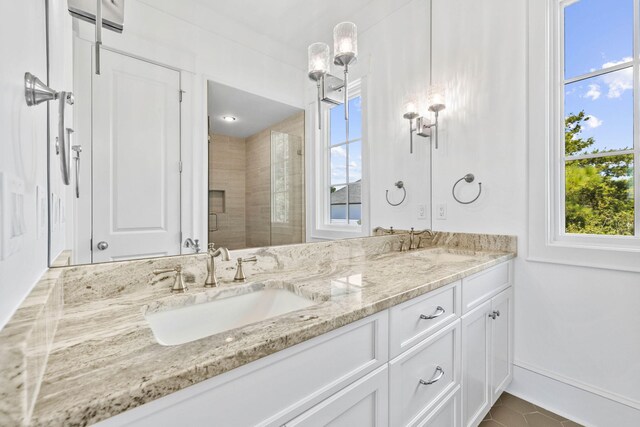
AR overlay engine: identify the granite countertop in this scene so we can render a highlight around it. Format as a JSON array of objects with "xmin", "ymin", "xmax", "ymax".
[{"xmin": 27, "ymin": 235, "xmax": 515, "ymax": 426}]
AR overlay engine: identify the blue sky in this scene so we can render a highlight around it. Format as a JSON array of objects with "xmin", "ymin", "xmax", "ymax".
[
  {"xmin": 564, "ymin": 0, "xmax": 634, "ymax": 154},
  {"xmin": 330, "ymin": 97, "xmax": 362, "ymax": 185}
]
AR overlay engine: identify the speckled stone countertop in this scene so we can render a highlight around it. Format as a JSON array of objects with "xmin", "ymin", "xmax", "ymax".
[{"xmin": 22, "ymin": 233, "xmax": 515, "ymax": 426}]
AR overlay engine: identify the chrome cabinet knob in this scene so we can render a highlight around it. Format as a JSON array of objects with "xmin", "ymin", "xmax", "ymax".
[
  {"xmin": 96, "ymin": 241, "xmax": 109, "ymax": 250},
  {"xmin": 488, "ymin": 310, "xmax": 500, "ymax": 320}
]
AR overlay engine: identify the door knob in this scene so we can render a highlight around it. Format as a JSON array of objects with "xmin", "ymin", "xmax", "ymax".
[{"xmin": 97, "ymin": 241, "xmax": 109, "ymax": 250}]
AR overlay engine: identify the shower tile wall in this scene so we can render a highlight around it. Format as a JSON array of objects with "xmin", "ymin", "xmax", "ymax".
[
  {"xmin": 245, "ymin": 112, "xmax": 305, "ymax": 248},
  {"xmin": 208, "ymin": 134, "xmax": 247, "ymax": 249}
]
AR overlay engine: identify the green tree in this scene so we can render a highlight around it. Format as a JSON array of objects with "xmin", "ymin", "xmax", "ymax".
[{"xmin": 564, "ymin": 112, "xmax": 634, "ymax": 236}]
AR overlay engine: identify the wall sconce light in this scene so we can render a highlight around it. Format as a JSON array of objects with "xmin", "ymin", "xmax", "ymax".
[
  {"xmin": 403, "ymin": 87, "xmax": 446, "ymax": 152},
  {"xmin": 307, "ymin": 22, "xmax": 358, "ymax": 129}
]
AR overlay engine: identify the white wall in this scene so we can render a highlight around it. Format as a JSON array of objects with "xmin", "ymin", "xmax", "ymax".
[
  {"xmin": 431, "ymin": 0, "xmax": 640, "ymax": 425},
  {"xmin": 0, "ymin": 1, "xmax": 49, "ymax": 328}
]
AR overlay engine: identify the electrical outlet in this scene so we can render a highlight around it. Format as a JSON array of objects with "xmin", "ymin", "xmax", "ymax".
[
  {"xmin": 417, "ymin": 204, "xmax": 427, "ymax": 219},
  {"xmin": 437, "ymin": 203, "xmax": 447, "ymax": 220}
]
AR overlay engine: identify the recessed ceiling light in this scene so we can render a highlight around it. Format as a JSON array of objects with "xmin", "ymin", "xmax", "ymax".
[{"xmin": 222, "ymin": 115, "xmax": 237, "ymax": 122}]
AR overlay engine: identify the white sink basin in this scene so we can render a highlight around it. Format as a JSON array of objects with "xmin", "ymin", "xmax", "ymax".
[
  {"xmin": 145, "ymin": 288, "xmax": 317, "ymax": 346},
  {"xmin": 409, "ymin": 247, "xmax": 479, "ymax": 263}
]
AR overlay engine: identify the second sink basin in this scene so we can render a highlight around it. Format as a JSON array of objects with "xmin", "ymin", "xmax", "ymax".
[
  {"xmin": 145, "ymin": 287, "xmax": 318, "ymax": 346},
  {"xmin": 409, "ymin": 247, "xmax": 480, "ymax": 263}
]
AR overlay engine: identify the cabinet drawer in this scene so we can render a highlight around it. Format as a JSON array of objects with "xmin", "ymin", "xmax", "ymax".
[
  {"xmin": 415, "ymin": 386, "xmax": 460, "ymax": 427},
  {"xmin": 389, "ymin": 320, "xmax": 461, "ymax": 427},
  {"xmin": 462, "ymin": 261, "xmax": 510, "ymax": 314},
  {"xmin": 389, "ymin": 281, "xmax": 460, "ymax": 358},
  {"xmin": 283, "ymin": 365, "xmax": 389, "ymax": 427}
]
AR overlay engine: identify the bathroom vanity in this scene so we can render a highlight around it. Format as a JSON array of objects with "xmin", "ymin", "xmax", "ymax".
[{"xmin": 0, "ymin": 233, "xmax": 515, "ymax": 427}]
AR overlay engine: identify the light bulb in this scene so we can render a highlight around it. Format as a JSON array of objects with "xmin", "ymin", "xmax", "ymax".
[
  {"xmin": 308, "ymin": 42, "xmax": 330, "ymax": 81},
  {"xmin": 405, "ymin": 101, "xmax": 417, "ymax": 115},
  {"xmin": 403, "ymin": 97, "xmax": 419, "ymax": 120},
  {"xmin": 428, "ymin": 84, "xmax": 446, "ymax": 112},
  {"xmin": 333, "ymin": 22, "xmax": 357, "ymax": 66}
]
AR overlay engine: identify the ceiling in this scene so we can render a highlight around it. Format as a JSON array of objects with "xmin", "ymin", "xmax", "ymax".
[
  {"xmin": 207, "ymin": 81, "xmax": 302, "ymax": 139},
  {"xmin": 194, "ymin": 0, "xmax": 374, "ymax": 50},
  {"xmin": 190, "ymin": 0, "xmax": 413, "ymax": 66}
]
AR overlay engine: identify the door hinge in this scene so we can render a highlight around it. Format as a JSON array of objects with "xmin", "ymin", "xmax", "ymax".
[
  {"xmin": 178, "ymin": 161, "xmax": 183, "ymax": 173},
  {"xmin": 90, "ymin": 238, "xmax": 93, "ymax": 251},
  {"xmin": 179, "ymin": 90, "xmax": 185, "ymax": 102}
]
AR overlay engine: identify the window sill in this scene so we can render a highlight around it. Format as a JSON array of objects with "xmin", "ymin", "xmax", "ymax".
[
  {"xmin": 527, "ymin": 239, "xmax": 640, "ymax": 273},
  {"xmin": 310, "ymin": 226, "xmax": 366, "ymax": 241}
]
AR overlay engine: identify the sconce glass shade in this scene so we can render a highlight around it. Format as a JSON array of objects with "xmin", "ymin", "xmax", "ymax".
[
  {"xmin": 333, "ymin": 22, "xmax": 358, "ymax": 66},
  {"xmin": 308, "ymin": 42, "xmax": 330, "ymax": 81},
  {"xmin": 403, "ymin": 99, "xmax": 419, "ymax": 120},
  {"xmin": 427, "ymin": 84, "xmax": 446, "ymax": 112}
]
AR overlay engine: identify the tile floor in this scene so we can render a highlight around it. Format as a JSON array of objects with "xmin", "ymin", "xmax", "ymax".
[{"xmin": 480, "ymin": 392, "xmax": 583, "ymax": 427}]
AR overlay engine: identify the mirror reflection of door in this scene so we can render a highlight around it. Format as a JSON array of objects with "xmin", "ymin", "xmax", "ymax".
[
  {"xmin": 91, "ymin": 50, "xmax": 182, "ymax": 262},
  {"xmin": 207, "ymin": 81, "xmax": 305, "ymax": 250}
]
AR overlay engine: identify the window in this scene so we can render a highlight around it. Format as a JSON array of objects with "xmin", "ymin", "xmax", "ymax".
[
  {"xmin": 329, "ymin": 96, "xmax": 362, "ymax": 225},
  {"xmin": 560, "ymin": 0, "xmax": 638, "ymax": 239},
  {"xmin": 527, "ymin": 0, "xmax": 640, "ymax": 271},
  {"xmin": 313, "ymin": 79, "xmax": 366, "ymax": 237}
]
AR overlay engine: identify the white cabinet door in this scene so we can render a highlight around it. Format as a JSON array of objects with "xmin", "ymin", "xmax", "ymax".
[
  {"xmin": 461, "ymin": 300, "xmax": 491, "ymax": 427},
  {"xmin": 490, "ymin": 288, "xmax": 513, "ymax": 403},
  {"xmin": 284, "ymin": 365, "xmax": 389, "ymax": 427},
  {"xmin": 92, "ymin": 49, "xmax": 182, "ymax": 263},
  {"xmin": 416, "ymin": 387, "xmax": 461, "ymax": 427}
]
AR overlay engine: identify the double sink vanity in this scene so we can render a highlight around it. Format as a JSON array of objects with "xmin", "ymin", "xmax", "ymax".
[{"xmin": 0, "ymin": 231, "xmax": 515, "ymax": 427}]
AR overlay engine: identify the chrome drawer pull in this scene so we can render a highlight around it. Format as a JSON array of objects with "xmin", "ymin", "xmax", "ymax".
[
  {"xmin": 419, "ymin": 366, "xmax": 444, "ymax": 385},
  {"xmin": 420, "ymin": 306, "xmax": 445, "ymax": 320}
]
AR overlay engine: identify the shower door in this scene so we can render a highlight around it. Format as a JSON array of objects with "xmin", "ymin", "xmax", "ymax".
[{"xmin": 270, "ymin": 131, "xmax": 304, "ymax": 246}]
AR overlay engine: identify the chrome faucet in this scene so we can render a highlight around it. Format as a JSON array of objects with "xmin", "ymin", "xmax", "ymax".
[
  {"xmin": 153, "ymin": 265, "xmax": 188, "ymax": 293},
  {"xmin": 410, "ymin": 228, "xmax": 435, "ymax": 250},
  {"xmin": 205, "ymin": 243, "xmax": 230, "ymax": 287},
  {"xmin": 184, "ymin": 238, "xmax": 201, "ymax": 253}
]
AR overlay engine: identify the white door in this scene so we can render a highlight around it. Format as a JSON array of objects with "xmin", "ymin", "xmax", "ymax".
[
  {"xmin": 92, "ymin": 49, "xmax": 181, "ymax": 262},
  {"xmin": 490, "ymin": 288, "xmax": 513, "ymax": 403},
  {"xmin": 461, "ymin": 300, "xmax": 491, "ymax": 427}
]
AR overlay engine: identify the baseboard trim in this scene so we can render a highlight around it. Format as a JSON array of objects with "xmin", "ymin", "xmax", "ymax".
[
  {"xmin": 513, "ymin": 360, "xmax": 640, "ymax": 410},
  {"xmin": 508, "ymin": 364, "xmax": 640, "ymax": 427}
]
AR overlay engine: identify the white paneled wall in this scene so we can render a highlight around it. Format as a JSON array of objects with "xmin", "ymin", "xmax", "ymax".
[
  {"xmin": 0, "ymin": 1, "xmax": 48, "ymax": 328},
  {"xmin": 430, "ymin": 0, "xmax": 640, "ymax": 425}
]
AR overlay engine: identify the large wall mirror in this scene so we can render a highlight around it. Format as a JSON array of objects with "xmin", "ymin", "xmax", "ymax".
[{"xmin": 47, "ymin": 0, "xmax": 435, "ymax": 267}]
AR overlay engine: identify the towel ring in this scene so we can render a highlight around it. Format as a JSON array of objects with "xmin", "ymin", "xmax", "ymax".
[
  {"xmin": 386, "ymin": 181, "xmax": 407, "ymax": 206},
  {"xmin": 452, "ymin": 174, "xmax": 482, "ymax": 205}
]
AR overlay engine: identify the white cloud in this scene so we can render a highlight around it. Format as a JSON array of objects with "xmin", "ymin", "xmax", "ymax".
[
  {"xmin": 583, "ymin": 84, "xmax": 601, "ymax": 100},
  {"xmin": 600, "ymin": 57, "xmax": 633, "ymax": 99},
  {"xmin": 585, "ymin": 115, "xmax": 603, "ymax": 129},
  {"xmin": 602, "ymin": 57, "xmax": 633, "ymax": 69},
  {"xmin": 331, "ymin": 146, "xmax": 346, "ymax": 157}
]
